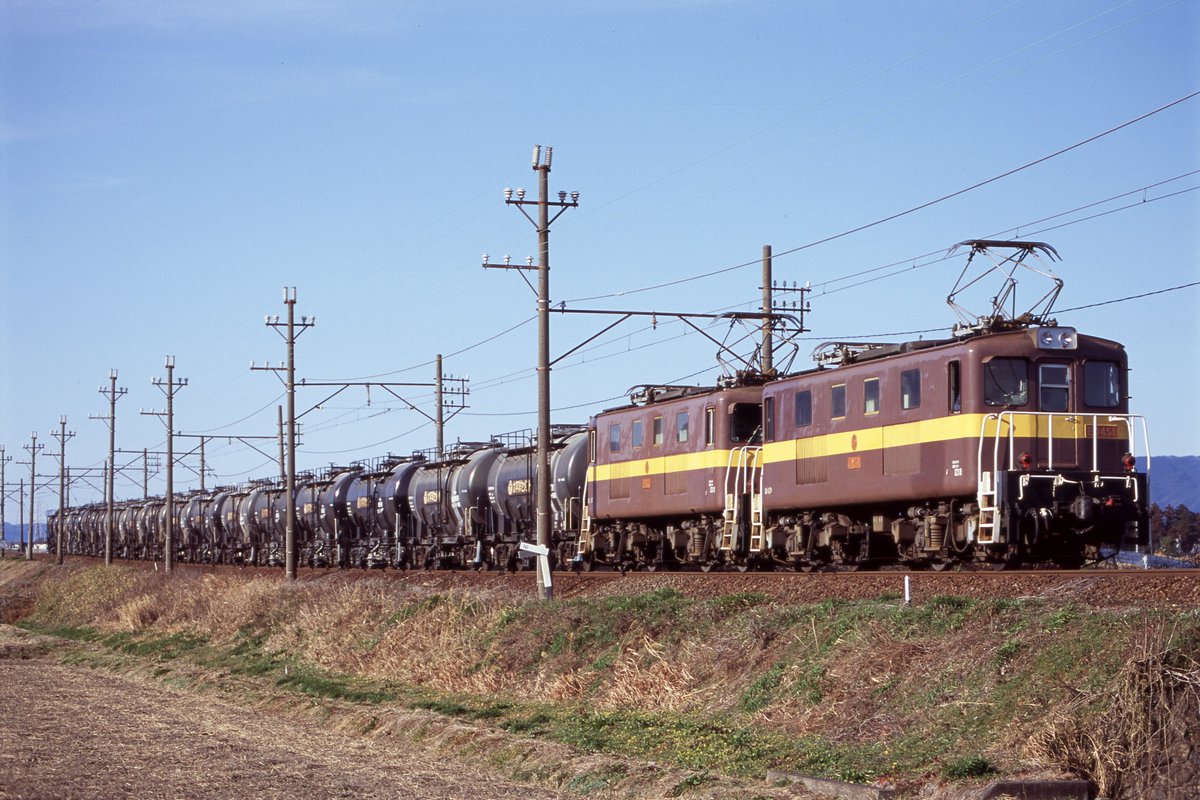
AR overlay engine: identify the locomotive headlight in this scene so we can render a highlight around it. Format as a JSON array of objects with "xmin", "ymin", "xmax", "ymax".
[{"xmin": 1036, "ymin": 326, "xmax": 1078, "ymax": 350}]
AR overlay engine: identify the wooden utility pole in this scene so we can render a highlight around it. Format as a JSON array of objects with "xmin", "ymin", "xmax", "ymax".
[
  {"xmin": 435, "ymin": 355, "xmax": 444, "ymax": 459},
  {"xmin": 762, "ymin": 245, "xmax": 774, "ymax": 377}
]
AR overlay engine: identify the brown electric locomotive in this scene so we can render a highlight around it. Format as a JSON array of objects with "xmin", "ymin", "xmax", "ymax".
[
  {"xmin": 757, "ymin": 325, "xmax": 1148, "ymax": 570},
  {"xmin": 578, "ymin": 240, "xmax": 1150, "ymax": 571},
  {"xmin": 578, "ymin": 383, "xmax": 765, "ymax": 570}
]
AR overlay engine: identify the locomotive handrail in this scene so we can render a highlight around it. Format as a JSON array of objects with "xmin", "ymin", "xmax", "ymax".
[
  {"xmin": 978, "ymin": 411, "xmax": 1151, "ymax": 484},
  {"xmin": 722, "ymin": 445, "xmax": 763, "ymax": 552}
]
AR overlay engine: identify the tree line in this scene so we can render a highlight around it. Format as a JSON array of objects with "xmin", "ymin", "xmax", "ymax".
[{"xmin": 1150, "ymin": 503, "xmax": 1200, "ymax": 557}]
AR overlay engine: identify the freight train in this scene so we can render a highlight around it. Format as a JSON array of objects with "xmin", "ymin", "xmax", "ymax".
[{"xmin": 48, "ymin": 242, "xmax": 1152, "ymax": 572}]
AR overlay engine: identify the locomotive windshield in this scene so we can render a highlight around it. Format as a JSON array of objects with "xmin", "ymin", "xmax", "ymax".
[
  {"xmin": 1039, "ymin": 363, "xmax": 1070, "ymax": 412},
  {"xmin": 984, "ymin": 357, "xmax": 1029, "ymax": 407},
  {"xmin": 1084, "ymin": 361, "xmax": 1121, "ymax": 408},
  {"xmin": 729, "ymin": 403, "xmax": 762, "ymax": 444}
]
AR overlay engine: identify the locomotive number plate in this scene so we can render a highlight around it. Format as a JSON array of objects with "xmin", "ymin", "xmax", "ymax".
[
  {"xmin": 1086, "ymin": 425, "xmax": 1119, "ymax": 439},
  {"xmin": 847, "ymin": 456, "xmax": 862, "ymax": 470}
]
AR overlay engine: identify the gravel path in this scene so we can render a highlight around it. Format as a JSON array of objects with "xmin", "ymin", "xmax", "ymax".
[{"xmin": 0, "ymin": 645, "xmax": 571, "ymax": 800}]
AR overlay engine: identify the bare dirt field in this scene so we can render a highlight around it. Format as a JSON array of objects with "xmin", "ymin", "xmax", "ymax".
[{"xmin": 0, "ymin": 632, "xmax": 573, "ymax": 800}]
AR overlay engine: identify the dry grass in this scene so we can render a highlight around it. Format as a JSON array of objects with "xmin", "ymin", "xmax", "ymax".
[
  {"xmin": 591, "ymin": 635, "xmax": 702, "ymax": 711},
  {"xmin": 12, "ymin": 561, "xmax": 1200, "ymax": 794},
  {"xmin": 1025, "ymin": 620, "xmax": 1200, "ymax": 798}
]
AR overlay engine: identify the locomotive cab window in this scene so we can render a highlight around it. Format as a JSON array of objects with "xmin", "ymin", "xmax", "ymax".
[
  {"xmin": 608, "ymin": 423, "xmax": 621, "ymax": 453},
  {"xmin": 705, "ymin": 406, "xmax": 715, "ymax": 446},
  {"xmin": 1083, "ymin": 361, "xmax": 1121, "ymax": 408},
  {"xmin": 764, "ymin": 397, "xmax": 776, "ymax": 442},
  {"xmin": 831, "ymin": 384, "xmax": 846, "ymax": 419},
  {"xmin": 863, "ymin": 378, "xmax": 880, "ymax": 414},
  {"xmin": 676, "ymin": 411, "xmax": 689, "ymax": 443},
  {"xmin": 588, "ymin": 429, "xmax": 596, "ymax": 463},
  {"xmin": 1039, "ymin": 363, "xmax": 1070, "ymax": 412},
  {"xmin": 631, "ymin": 419, "xmax": 644, "ymax": 449},
  {"xmin": 653, "ymin": 416, "xmax": 664, "ymax": 445},
  {"xmin": 794, "ymin": 390, "xmax": 812, "ymax": 426},
  {"xmin": 901, "ymin": 369, "xmax": 921, "ymax": 410},
  {"xmin": 984, "ymin": 358, "xmax": 1029, "ymax": 407},
  {"xmin": 729, "ymin": 402, "xmax": 762, "ymax": 444}
]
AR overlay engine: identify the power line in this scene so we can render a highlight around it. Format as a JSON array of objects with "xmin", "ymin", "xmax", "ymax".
[
  {"xmin": 566, "ymin": 91, "xmax": 1200, "ymax": 303},
  {"xmin": 1058, "ymin": 281, "xmax": 1200, "ymax": 313}
]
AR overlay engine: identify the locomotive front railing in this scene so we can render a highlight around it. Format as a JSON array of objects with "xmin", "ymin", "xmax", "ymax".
[
  {"xmin": 975, "ymin": 411, "xmax": 1150, "ymax": 545},
  {"xmin": 978, "ymin": 411, "xmax": 1150, "ymax": 477}
]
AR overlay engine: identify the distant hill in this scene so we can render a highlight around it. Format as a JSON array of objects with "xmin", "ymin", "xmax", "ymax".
[
  {"xmin": 2, "ymin": 522, "xmax": 47, "ymax": 544},
  {"xmin": 1152, "ymin": 456, "xmax": 1200, "ymax": 511}
]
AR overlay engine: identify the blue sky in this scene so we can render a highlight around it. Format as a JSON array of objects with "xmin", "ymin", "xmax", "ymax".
[{"xmin": 2, "ymin": 0, "xmax": 1197, "ymax": 519}]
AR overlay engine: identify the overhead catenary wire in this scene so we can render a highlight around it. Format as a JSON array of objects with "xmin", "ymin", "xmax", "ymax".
[{"xmin": 566, "ymin": 91, "xmax": 1200, "ymax": 304}]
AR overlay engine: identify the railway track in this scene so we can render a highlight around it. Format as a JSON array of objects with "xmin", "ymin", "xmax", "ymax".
[{"xmin": 16, "ymin": 553, "xmax": 1199, "ymax": 609}]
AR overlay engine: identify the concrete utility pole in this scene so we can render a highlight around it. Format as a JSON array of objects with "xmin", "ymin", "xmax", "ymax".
[
  {"xmin": 277, "ymin": 405, "xmax": 285, "ymax": 481},
  {"xmin": 1, "ymin": 447, "xmax": 10, "ymax": 551},
  {"xmin": 52, "ymin": 418, "xmax": 75, "ymax": 565},
  {"xmin": 142, "ymin": 356, "xmax": 187, "ymax": 573},
  {"xmin": 92, "ymin": 370, "xmax": 127, "ymax": 566},
  {"xmin": 483, "ymin": 145, "xmax": 579, "ymax": 601},
  {"xmin": 253, "ymin": 288, "xmax": 314, "ymax": 582},
  {"xmin": 24, "ymin": 432, "xmax": 43, "ymax": 560},
  {"xmin": 18, "ymin": 479, "xmax": 24, "ymax": 555}
]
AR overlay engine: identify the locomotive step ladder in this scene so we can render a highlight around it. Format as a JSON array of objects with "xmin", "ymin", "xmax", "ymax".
[
  {"xmin": 720, "ymin": 446, "xmax": 763, "ymax": 554},
  {"xmin": 575, "ymin": 478, "xmax": 594, "ymax": 558},
  {"xmin": 976, "ymin": 476, "xmax": 998, "ymax": 546}
]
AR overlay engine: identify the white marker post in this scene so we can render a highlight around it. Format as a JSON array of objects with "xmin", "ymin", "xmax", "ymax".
[{"xmin": 519, "ymin": 541, "xmax": 553, "ymax": 595}]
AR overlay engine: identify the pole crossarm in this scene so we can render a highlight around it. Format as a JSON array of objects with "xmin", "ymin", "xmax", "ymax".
[
  {"xmin": 291, "ymin": 380, "xmax": 437, "ymax": 422},
  {"xmin": 546, "ymin": 308, "xmax": 802, "ymax": 370}
]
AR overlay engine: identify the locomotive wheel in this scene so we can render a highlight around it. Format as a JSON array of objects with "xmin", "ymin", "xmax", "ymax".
[
  {"xmin": 930, "ymin": 559, "xmax": 953, "ymax": 572},
  {"xmin": 736, "ymin": 562, "xmax": 750, "ymax": 573}
]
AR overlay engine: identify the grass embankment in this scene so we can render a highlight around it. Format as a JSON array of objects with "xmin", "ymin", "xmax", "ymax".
[{"xmin": 3, "ymin": 559, "xmax": 1198, "ymax": 798}]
